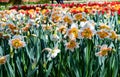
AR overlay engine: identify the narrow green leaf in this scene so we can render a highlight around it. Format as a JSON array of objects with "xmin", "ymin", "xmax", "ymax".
[
  {"xmin": 45, "ymin": 62, "xmax": 53, "ymax": 77},
  {"xmin": 27, "ymin": 67, "xmax": 38, "ymax": 77},
  {"xmin": 16, "ymin": 57, "xmax": 23, "ymax": 77}
]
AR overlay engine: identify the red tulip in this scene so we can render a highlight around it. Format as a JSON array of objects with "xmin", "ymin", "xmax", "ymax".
[{"xmin": 117, "ymin": 8, "xmax": 120, "ymax": 15}]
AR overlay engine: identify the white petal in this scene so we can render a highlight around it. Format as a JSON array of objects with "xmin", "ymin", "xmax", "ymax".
[
  {"xmin": 71, "ymin": 23, "xmax": 78, "ymax": 28},
  {"xmin": 51, "ymin": 53, "xmax": 57, "ymax": 58},
  {"xmin": 80, "ymin": 22, "xmax": 86, "ymax": 27}
]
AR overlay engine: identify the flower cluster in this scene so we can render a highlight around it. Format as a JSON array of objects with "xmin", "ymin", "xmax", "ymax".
[
  {"xmin": 0, "ymin": 2, "xmax": 120, "ymax": 62},
  {"xmin": 9, "ymin": 1, "xmax": 120, "ymax": 15}
]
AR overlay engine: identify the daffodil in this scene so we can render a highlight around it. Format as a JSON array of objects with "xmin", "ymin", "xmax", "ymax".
[
  {"xmin": 66, "ymin": 23, "xmax": 79, "ymax": 39},
  {"xmin": 74, "ymin": 13, "xmax": 83, "ymax": 21},
  {"xmin": 79, "ymin": 21, "xmax": 95, "ymax": 39},
  {"xmin": 9, "ymin": 35, "xmax": 26, "ymax": 49},
  {"xmin": 63, "ymin": 15, "xmax": 73, "ymax": 24},
  {"xmin": 65, "ymin": 39, "xmax": 79, "ymax": 52},
  {"xmin": 50, "ymin": 33, "xmax": 60, "ymax": 41},
  {"xmin": 42, "ymin": 47, "xmax": 60, "ymax": 60},
  {"xmin": 97, "ymin": 30, "xmax": 109, "ymax": 39},
  {"xmin": 95, "ymin": 45, "xmax": 112, "ymax": 56},
  {"xmin": 58, "ymin": 25, "xmax": 67, "ymax": 35},
  {"xmin": 51, "ymin": 13, "xmax": 61, "ymax": 23},
  {"xmin": 99, "ymin": 23, "xmax": 111, "ymax": 30},
  {"xmin": 68, "ymin": 27, "xmax": 79, "ymax": 39},
  {"xmin": 0, "ymin": 55, "xmax": 9, "ymax": 64},
  {"xmin": 80, "ymin": 27, "xmax": 94, "ymax": 39},
  {"xmin": 109, "ymin": 31, "xmax": 118, "ymax": 40},
  {"xmin": 80, "ymin": 21, "xmax": 95, "ymax": 30}
]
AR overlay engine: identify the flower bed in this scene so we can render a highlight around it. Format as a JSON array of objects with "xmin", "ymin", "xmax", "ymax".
[{"xmin": 1, "ymin": 1, "xmax": 120, "ymax": 77}]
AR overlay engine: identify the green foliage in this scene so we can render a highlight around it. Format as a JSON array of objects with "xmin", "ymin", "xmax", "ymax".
[
  {"xmin": 23, "ymin": 0, "xmax": 50, "ymax": 4},
  {"xmin": 38, "ymin": 0, "xmax": 50, "ymax": 4}
]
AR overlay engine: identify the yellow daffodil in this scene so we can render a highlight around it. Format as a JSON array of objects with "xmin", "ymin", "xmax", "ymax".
[
  {"xmin": 97, "ymin": 30, "xmax": 109, "ymax": 39},
  {"xmin": 63, "ymin": 15, "xmax": 72, "ymax": 24},
  {"xmin": 109, "ymin": 31, "xmax": 118, "ymax": 40},
  {"xmin": 95, "ymin": 45, "xmax": 112, "ymax": 56},
  {"xmin": 68, "ymin": 27, "xmax": 79, "ymax": 39},
  {"xmin": 9, "ymin": 35, "xmax": 26, "ymax": 49},
  {"xmin": 0, "ymin": 55, "xmax": 9, "ymax": 64},
  {"xmin": 0, "ymin": 56, "xmax": 7, "ymax": 64},
  {"xmin": 99, "ymin": 24, "xmax": 110, "ymax": 30},
  {"xmin": 58, "ymin": 26, "xmax": 67, "ymax": 34},
  {"xmin": 74, "ymin": 13, "xmax": 82, "ymax": 21},
  {"xmin": 65, "ymin": 39, "xmax": 79, "ymax": 52},
  {"xmin": 80, "ymin": 27, "xmax": 94, "ymax": 39},
  {"xmin": 51, "ymin": 13, "xmax": 61, "ymax": 23}
]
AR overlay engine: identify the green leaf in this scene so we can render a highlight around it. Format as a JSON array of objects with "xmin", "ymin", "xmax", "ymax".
[
  {"xmin": 16, "ymin": 57, "xmax": 23, "ymax": 77},
  {"xmin": 25, "ymin": 47, "xmax": 31, "ymax": 59},
  {"xmin": 0, "ymin": 46, "xmax": 3, "ymax": 55},
  {"xmin": 45, "ymin": 62, "xmax": 53, "ymax": 77},
  {"xmin": 112, "ymin": 56, "xmax": 118, "ymax": 77},
  {"xmin": 5, "ymin": 61, "xmax": 15, "ymax": 77},
  {"xmin": 27, "ymin": 67, "xmax": 38, "ymax": 77}
]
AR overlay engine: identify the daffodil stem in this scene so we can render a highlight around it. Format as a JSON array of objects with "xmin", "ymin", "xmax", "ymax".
[{"xmin": 85, "ymin": 39, "xmax": 92, "ymax": 77}]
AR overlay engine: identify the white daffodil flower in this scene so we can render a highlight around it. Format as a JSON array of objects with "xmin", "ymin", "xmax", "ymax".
[{"xmin": 42, "ymin": 47, "xmax": 60, "ymax": 61}]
